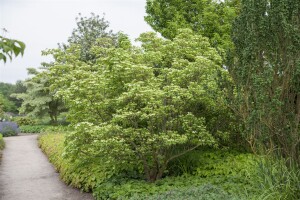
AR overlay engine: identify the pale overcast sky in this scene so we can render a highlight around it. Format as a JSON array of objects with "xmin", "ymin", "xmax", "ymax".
[{"xmin": 0, "ymin": 0, "xmax": 152, "ymax": 83}]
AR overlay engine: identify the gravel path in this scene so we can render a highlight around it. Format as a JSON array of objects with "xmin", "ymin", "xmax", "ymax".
[{"xmin": 0, "ymin": 135, "xmax": 94, "ymax": 200}]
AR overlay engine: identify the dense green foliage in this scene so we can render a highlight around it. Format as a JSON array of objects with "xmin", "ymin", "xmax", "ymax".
[
  {"xmin": 231, "ymin": 0, "xmax": 300, "ymax": 164},
  {"xmin": 19, "ymin": 125, "xmax": 49, "ymax": 134},
  {"xmin": 0, "ymin": 35, "xmax": 25, "ymax": 63},
  {"xmin": 18, "ymin": 3, "xmax": 300, "ymax": 199},
  {"xmin": 145, "ymin": 0, "xmax": 239, "ymax": 57}
]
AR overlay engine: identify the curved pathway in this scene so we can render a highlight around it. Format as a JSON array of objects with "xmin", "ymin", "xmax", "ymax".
[{"xmin": 0, "ymin": 135, "xmax": 93, "ymax": 200}]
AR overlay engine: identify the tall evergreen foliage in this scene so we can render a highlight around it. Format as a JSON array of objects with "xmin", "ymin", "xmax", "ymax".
[
  {"xmin": 12, "ymin": 68, "xmax": 65, "ymax": 124},
  {"xmin": 231, "ymin": 0, "xmax": 300, "ymax": 164}
]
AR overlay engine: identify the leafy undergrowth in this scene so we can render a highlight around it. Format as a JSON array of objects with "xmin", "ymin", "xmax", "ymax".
[
  {"xmin": 39, "ymin": 133, "xmax": 267, "ymax": 199},
  {"xmin": 19, "ymin": 125, "xmax": 49, "ymax": 134},
  {"xmin": 93, "ymin": 151, "xmax": 259, "ymax": 200}
]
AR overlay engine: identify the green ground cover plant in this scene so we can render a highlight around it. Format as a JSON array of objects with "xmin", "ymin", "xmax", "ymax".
[
  {"xmin": 19, "ymin": 124, "xmax": 70, "ymax": 134},
  {"xmin": 19, "ymin": 125, "xmax": 49, "ymax": 134}
]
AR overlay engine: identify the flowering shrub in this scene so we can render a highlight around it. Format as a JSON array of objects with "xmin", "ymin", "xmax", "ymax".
[
  {"xmin": 50, "ymin": 29, "xmax": 233, "ymax": 182},
  {"xmin": 0, "ymin": 121, "xmax": 20, "ymax": 137}
]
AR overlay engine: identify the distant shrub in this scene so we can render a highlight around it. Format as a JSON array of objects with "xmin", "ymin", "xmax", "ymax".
[
  {"xmin": 0, "ymin": 134, "xmax": 4, "ymax": 149},
  {"xmin": 0, "ymin": 121, "xmax": 20, "ymax": 137},
  {"xmin": 13, "ymin": 117, "xmax": 36, "ymax": 126}
]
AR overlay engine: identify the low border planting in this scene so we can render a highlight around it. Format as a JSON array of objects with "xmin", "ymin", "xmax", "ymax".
[
  {"xmin": 39, "ymin": 132, "xmax": 263, "ymax": 199},
  {"xmin": 19, "ymin": 125, "xmax": 48, "ymax": 134},
  {"xmin": 0, "ymin": 134, "xmax": 4, "ymax": 163},
  {"xmin": 38, "ymin": 133, "xmax": 103, "ymax": 192},
  {"xmin": 0, "ymin": 134, "xmax": 4, "ymax": 150},
  {"xmin": 19, "ymin": 125, "xmax": 70, "ymax": 134}
]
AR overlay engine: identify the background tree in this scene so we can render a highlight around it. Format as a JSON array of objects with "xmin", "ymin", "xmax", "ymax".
[
  {"xmin": 0, "ymin": 82, "xmax": 25, "ymax": 113},
  {"xmin": 145, "ymin": 0, "xmax": 239, "ymax": 56},
  {"xmin": 0, "ymin": 82, "xmax": 16, "ymax": 97},
  {"xmin": 231, "ymin": 0, "xmax": 300, "ymax": 164},
  {"xmin": 59, "ymin": 13, "xmax": 118, "ymax": 63},
  {"xmin": 42, "ymin": 13, "xmax": 121, "ymax": 89},
  {"xmin": 0, "ymin": 94, "xmax": 17, "ymax": 113},
  {"xmin": 0, "ymin": 31, "xmax": 25, "ymax": 114},
  {"xmin": 12, "ymin": 80, "xmax": 27, "ymax": 108},
  {"xmin": 11, "ymin": 68, "xmax": 65, "ymax": 124}
]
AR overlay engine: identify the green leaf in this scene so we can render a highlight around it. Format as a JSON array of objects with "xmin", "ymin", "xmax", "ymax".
[{"xmin": 0, "ymin": 53, "xmax": 7, "ymax": 62}]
